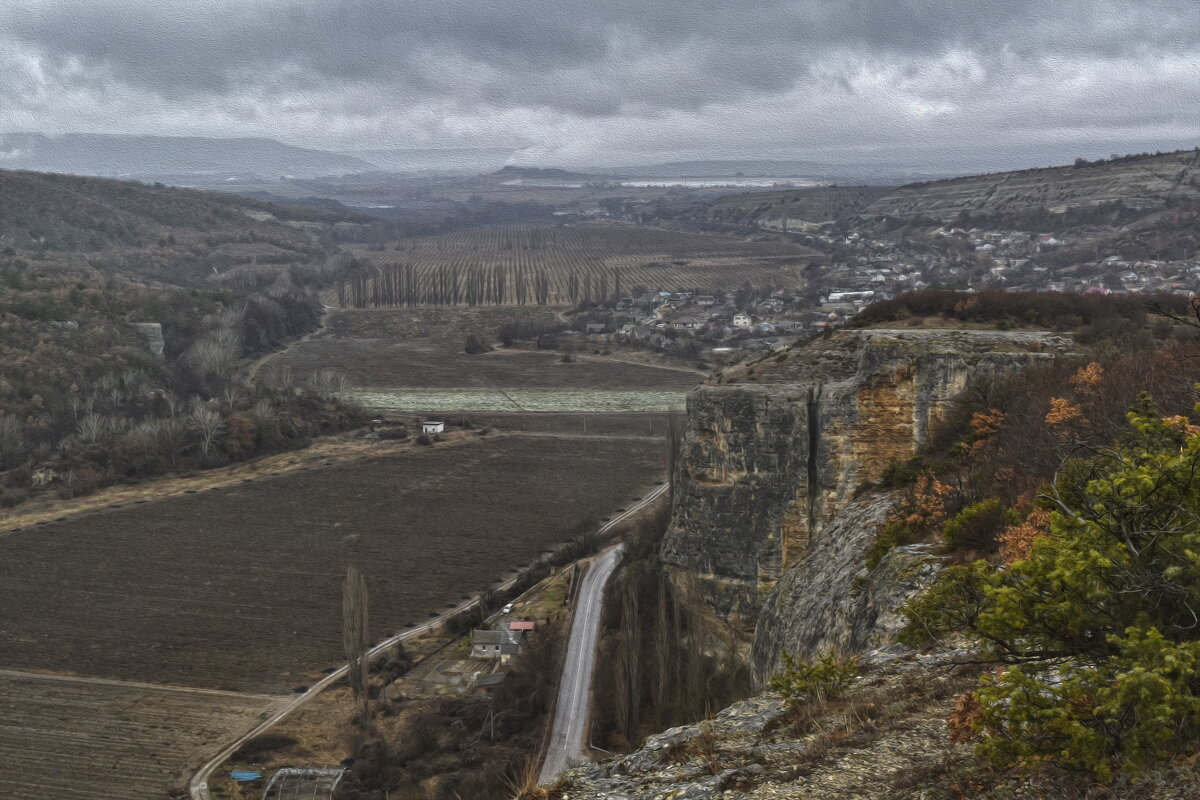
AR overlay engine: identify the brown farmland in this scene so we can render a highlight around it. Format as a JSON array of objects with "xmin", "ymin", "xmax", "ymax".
[
  {"xmin": 0, "ymin": 671, "xmax": 282, "ymax": 800},
  {"xmin": 0, "ymin": 435, "xmax": 663, "ymax": 694}
]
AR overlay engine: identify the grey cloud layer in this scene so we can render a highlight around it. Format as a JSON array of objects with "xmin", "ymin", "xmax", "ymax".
[{"xmin": 3, "ymin": 0, "xmax": 1199, "ymax": 166}]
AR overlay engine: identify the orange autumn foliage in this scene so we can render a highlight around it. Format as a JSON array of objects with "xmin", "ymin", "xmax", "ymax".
[
  {"xmin": 1069, "ymin": 362, "xmax": 1104, "ymax": 393},
  {"xmin": 998, "ymin": 508, "xmax": 1052, "ymax": 563},
  {"xmin": 1045, "ymin": 397, "xmax": 1083, "ymax": 426},
  {"xmin": 948, "ymin": 690, "xmax": 983, "ymax": 743},
  {"xmin": 893, "ymin": 474, "xmax": 954, "ymax": 530},
  {"xmin": 969, "ymin": 408, "xmax": 1005, "ymax": 454},
  {"xmin": 1161, "ymin": 415, "xmax": 1200, "ymax": 437}
]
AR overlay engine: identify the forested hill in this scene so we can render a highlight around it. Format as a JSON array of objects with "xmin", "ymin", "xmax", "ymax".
[
  {"xmin": 0, "ymin": 168, "xmax": 397, "ymax": 286},
  {"xmin": 680, "ymin": 147, "xmax": 1200, "ymax": 230},
  {"xmin": 0, "ymin": 169, "xmax": 381, "ymax": 509}
]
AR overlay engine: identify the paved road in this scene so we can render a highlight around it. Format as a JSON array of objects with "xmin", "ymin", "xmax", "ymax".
[{"xmin": 538, "ymin": 543, "xmax": 625, "ymax": 784}]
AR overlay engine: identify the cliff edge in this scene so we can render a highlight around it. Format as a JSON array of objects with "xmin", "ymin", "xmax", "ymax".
[{"xmin": 661, "ymin": 329, "xmax": 1071, "ymax": 643}]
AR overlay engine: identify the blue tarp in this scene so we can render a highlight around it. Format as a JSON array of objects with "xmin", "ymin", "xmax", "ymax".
[{"xmin": 230, "ymin": 770, "xmax": 262, "ymax": 782}]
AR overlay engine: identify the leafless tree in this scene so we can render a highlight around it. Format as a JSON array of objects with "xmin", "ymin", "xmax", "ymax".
[
  {"xmin": 185, "ymin": 337, "xmax": 240, "ymax": 382},
  {"xmin": 667, "ymin": 412, "xmax": 683, "ymax": 500},
  {"xmin": 76, "ymin": 413, "xmax": 109, "ymax": 446},
  {"xmin": 0, "ymin": 414, "xmax": 25, "ymax": 467},
  {"xmin": 343, "ymin": 565, "xmax": 371, "ymax": 716},
  {"xmin": 652, "ymin": 576, "xmax": 672, "ymax": 727},
  {"xmin": 307, "ymin": 368, "xmax": 351, "ymax": 400},
  {"xmin": 616, "ymin": 575, "xmax": 642, "ymax": 743},
  {"xmin": 154, "ymin": 417, "xmax": 190, "ymax": 469},
  {"xmin": 190, "ymin": 406, "xmax": 225, "ymax": 459},
  {"xmin": 222, "ymin": 385, "xmax": 243, "ymax": 411},
  {"xmin": 252, "ymin": 398, "xmax": 277, "ymax": 425}
]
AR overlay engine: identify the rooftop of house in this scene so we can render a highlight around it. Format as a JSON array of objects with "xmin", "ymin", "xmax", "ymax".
[{"xmin": 472, "ymin": 629, "xmax": 522, "ymax": 646}]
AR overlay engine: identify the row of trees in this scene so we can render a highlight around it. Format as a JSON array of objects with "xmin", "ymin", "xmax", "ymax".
[
  {"xmin": 335, "ymin": 260, "xmax": 642, "ymax": 308},
  {"xmin": 337, "ymin": 260, "xmax": 553, "ymax": 307}
]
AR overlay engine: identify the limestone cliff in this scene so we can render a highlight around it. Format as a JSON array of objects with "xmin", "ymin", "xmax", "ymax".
[
  {"xmin": 749, "ymin": 493, "xmax": 942, "ymax": 683},
  {"xmin": 661, "ymin": 329, "xmax": 1071, "ymax": 635}
]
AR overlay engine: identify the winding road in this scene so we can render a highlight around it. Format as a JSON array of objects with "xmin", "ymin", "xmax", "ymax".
[{"xmin": 538, "ymin": 542, "xmax": 625, "ymax": 784}]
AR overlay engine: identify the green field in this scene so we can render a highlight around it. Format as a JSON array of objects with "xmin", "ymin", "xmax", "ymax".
[{"xmin": 353, "ymin": 386, "xmax": 688, "ymax": 413}]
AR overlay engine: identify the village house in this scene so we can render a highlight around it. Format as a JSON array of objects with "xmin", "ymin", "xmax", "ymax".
[
  {"xmin": 422, "ymin": 421, "xmax": 445, "ymax": 434},
  {"xmin": 733, "ymin": 313, "xmax": 752, "ymax": 328},
  {"xmin": 470, "ymin": 628, "xmax": 523, "ymax": 662}
]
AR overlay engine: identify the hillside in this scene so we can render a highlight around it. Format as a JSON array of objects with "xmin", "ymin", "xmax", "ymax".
[
  {"xmin": 684, "ymin": 148, "xmax": 1200, "ymax": 230},
  {"xmin": 0, "ymin": 168, "xmax": 394, "ymax": 286},
  {"xmin": 0, "ymin": 169, "xmax": 376, "ymax": 510},
  {"xmin": 698, "ymin": 185, "xmax": 894, "ymax": 226}
]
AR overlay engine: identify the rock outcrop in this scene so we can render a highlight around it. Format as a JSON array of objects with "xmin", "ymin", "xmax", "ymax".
[
  {"xmin": 750, "ymin": 491, "xmax": 942, "ymax": 682},
  {"xmin": 129, "ymin": 321, "xmax": 166, "ymax": 357},
  {"xmin": 661, "ymin": 329, "xmax": 1070, "ymax": 634}
]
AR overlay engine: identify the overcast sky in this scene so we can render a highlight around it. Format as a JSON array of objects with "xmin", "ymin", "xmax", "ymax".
[{"xmin": 2, "ymin": 0, "xmax": 1199, "ymax": 171}]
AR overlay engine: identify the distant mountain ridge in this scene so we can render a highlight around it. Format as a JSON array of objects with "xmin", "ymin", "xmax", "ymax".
[{"xmin": 0, "ymin": 133, "xmax": 375, "ymax": 180}]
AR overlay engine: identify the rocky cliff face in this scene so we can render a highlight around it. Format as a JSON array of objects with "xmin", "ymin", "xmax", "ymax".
[
  {"xmin": 661, "ymin": 329, "xmax": 1070, "ymax": 637},
  {"xmin": 750, "ymin": 492, "xmax": 942, "ymax": 683}
]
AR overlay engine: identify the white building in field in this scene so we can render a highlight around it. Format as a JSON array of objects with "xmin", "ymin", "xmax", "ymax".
[{"xmin": 422, "ymin": 421, "xmax": 445, "ymax": 434}]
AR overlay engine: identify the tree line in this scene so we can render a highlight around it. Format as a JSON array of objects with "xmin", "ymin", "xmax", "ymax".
[{"xmin": 336, "ymin": 259, "xmax": 635, "ymax": 308}]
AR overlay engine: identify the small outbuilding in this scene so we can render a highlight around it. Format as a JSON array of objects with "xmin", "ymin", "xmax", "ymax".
[{"xmin": 422, "ymin": 421, "xmax": 445, "ymax": 434}]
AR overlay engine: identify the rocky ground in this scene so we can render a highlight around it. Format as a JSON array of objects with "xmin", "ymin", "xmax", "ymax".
[
  {"xmin": 552, "ymin": 647, "xmax": 1200, "ymax": 800},
  {"xmin": 552, "ymin": 650, "xmax": 978, "ymax": 800}
]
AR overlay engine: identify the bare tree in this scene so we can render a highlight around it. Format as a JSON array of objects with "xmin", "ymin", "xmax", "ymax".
[
  {"xmin": 307, "ymin": 368, "xmax": 351, "ymax": 400},
  {"xmin": 0, "ymin": 414, "xmax": 25, "ymax": 468},
  {"xmin": 343, "ymin": 565, "xmax": 371, "ymax": 716},
  {"xmin": 652, "ymin": 576, "xmax": 672, "ymax": 727},
  {"xmin": 76, "ymin": 413, "xmax": 109, "ymax": 446},
  {"xmin": 185, "ymin": 337, "xmax": 240, "ymax": 382},
  {"xmin": 222, "ymin": 385, "xmax": 243, "ymax": 411},
  {"xmin": 616, "ymin": 574, "xmax": 642, "ymax": 743},
  {"xmin": 190, "ymin": 406, "xmax": 225, "ymax": 459},
  {"xmin": 154, "ymin": 416, "xmax": 190, "ymax": 469},
  {"xmin": 667, "ymin": 412, "xmax": 683, "ymax": 501}
]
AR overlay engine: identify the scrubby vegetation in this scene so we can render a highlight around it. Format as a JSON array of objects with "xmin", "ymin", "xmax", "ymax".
[
  {"xmin": 907, "ymin": 403, "xmax": 1200, "ymax": 779},
  {"xmin": 858, "ymin": 297, "xmax": 1200, "ymax": 781},
  {"xmin": 852, "ymin": 289, "xmax": 1192, "ymax": 342},
  {"xmin": 0, "ymin": 172, "xmax": 373, "ymax": 510},
  {"xmin": 770, "ymin": 650, "xmax": 860, "ymax": 713},
  {"xmin": 335, "ymin": 620, "xmax": 566, "ymax": 800}
]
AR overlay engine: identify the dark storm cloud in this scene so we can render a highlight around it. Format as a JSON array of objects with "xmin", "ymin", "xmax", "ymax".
[{"xmin": 3, "ymin": 0, "xmax": 1200, "ymax": 165}]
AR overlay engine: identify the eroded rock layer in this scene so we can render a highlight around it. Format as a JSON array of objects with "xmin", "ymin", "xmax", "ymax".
[{"xmin": 661, "ymin": 329, "xmax": 1070, "ymax": 633}]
